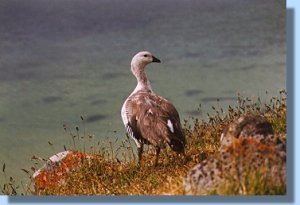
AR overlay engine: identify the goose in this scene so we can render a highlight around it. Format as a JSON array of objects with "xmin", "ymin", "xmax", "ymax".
[{"xmin": 121, "ymin": 51, "xmax": 186, "ymax": 166}]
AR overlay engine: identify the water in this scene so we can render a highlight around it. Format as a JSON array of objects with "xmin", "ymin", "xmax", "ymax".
[{"xmin": 0, "ymin": 0, "xmax": 285, "ymax": 188}]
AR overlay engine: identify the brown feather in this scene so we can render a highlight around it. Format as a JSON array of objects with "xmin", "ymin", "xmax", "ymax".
[{"xmin": 125, "ymin": 91, "xmax": 186, "ymax": 153}]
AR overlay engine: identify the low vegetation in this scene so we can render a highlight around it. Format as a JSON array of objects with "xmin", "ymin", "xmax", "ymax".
[{"xmin": 1, "ymin": 90, "xmax": 286, "ymax": 195}]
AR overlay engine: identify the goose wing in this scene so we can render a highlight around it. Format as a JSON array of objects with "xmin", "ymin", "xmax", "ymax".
[{"xmin": 124, "ymin": 91, "xmax": 185, "ymax": 152}]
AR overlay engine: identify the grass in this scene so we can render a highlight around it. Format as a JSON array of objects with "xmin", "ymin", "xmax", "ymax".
[{"xmin": 1, "ymin": 90, "xmax": 286, "ymax": 195}]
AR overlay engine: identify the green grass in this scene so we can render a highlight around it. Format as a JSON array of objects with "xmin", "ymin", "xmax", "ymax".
[{"xmin": 1, "ymin": 90, "xmax": 286, "ymax": 195}]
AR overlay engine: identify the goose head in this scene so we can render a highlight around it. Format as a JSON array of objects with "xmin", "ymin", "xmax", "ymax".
[{"xmin": 131, "ymin": 51, "xmax": 161, "ymax": 73}]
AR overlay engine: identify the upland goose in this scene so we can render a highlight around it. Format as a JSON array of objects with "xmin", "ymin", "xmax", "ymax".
[{"xmin": 121, "ymin": 51, "xmax": 186, "ymax": 166}]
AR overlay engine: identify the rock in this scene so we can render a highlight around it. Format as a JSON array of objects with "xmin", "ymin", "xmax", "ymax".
[
  {"xmin": 183, "ymin": 115, "xmax": 286, "ymax": 195},
  {"xmin": 183, "ymin": 157, "xmax": 223, "ymax": 195},
  {"xmin": 220, "ymin": 115, "xmax": 274, "ymax": 147},
  {"xmin": 33, "ymin": 150, "xmax": 93, "ymax": 194}
]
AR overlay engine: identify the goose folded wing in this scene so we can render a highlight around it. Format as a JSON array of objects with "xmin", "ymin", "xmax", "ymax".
[{"xmin": 137, "ymin": 94, "xmax": 186, "ymax": 150}]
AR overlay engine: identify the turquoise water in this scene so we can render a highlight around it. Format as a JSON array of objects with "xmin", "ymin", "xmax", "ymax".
[{"xmin": 0, "ymin": 0, "xmax": 285, "ymax": 188}]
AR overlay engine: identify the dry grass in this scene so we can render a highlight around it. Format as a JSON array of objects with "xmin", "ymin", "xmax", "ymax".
[{"xmin": 1, "ymin": 90, "xmax": 286, "ymax": 195}]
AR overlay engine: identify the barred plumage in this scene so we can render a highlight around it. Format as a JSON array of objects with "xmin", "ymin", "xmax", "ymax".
[{"xmin": 121, "ymin": 51, "xmax": 186, "ymax": 166}]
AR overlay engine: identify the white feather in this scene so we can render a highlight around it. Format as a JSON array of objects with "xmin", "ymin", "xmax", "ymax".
[
  {"xmin": 167, "ymin": 119, "xmax": 174, "ymax": 133},
  {"xmin": 121, "ymin": 100, "xmax": 128, "ymax": 126}
]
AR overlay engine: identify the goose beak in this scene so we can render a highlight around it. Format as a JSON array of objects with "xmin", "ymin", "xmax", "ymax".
[{"xmin": 152, "ymin": 56, "xmax": 161, "ymax": 63}]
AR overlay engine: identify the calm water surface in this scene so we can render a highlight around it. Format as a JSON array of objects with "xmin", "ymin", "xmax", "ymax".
[{"xmin": 0, "ymin": 0, "xmax": 285, "ymax": 186}]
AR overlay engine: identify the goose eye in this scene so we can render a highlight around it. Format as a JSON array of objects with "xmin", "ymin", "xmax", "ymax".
[{"xmin": 144, "ymin": 54, "xmax": 148, "ymax": 57}]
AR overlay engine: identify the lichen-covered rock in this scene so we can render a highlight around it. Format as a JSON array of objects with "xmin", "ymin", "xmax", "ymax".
[
  {"xmin": 183, "ymin": 157, "xmax": 223, "ymax": 195},
  {"xmin": 183, "ymin": 115, "xmax": 286, "ymax": 195},
  {"xmin": 220, "ymin": 115, "xmax": 274, "ymax": 147},
  {"xmin": 33, "ymin": 150, "xmax": 93, "ymax": 194}
]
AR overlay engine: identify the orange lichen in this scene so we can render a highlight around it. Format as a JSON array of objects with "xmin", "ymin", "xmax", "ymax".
[{"xmin": 33, "ymin": 150, "xmax": 94, "ymax": 194}]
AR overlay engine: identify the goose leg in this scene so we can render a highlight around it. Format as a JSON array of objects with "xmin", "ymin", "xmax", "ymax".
[
  {"xmin": 181, "ymin": 151, "xmax": 190, "ymax": 164},
  {"xmin": 137, "ymin": 144, "xmax": 144, "ymax": 166},
  {"xmin": 154, "ymin": 147, "xmax": 161, "ymax": 167}
]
